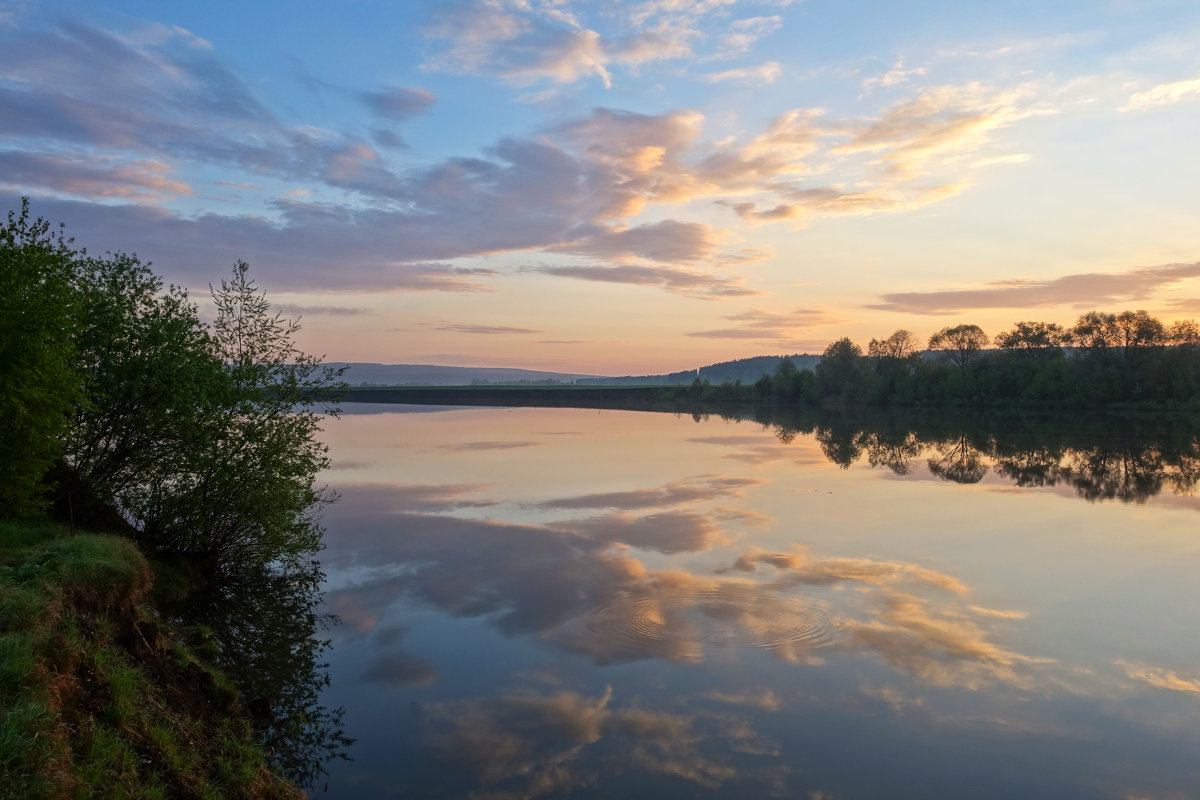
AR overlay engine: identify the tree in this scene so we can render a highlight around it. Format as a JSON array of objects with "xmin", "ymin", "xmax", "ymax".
[
  {"xmin": 867, "ymin": 329, "xmax": 919, "ymax": 361},
  {"xmin": 0, "ymin": 200, "xmax": 82, "ymax": 515},
  {"xmin": 771, "ymin": 357, "xmax": 803, "ymax": 400},
  {"xmin": 134, "ymin": 262, "xmax": 347, "ymax": 575},
  {"xmin": 928, "ymin": 324, "xmax": 988, "ymax": 374},
  {"xmin": 68, "ymin": 252, "xmax": 218, "ymax": 506},
  {"xmin": 816, "ymin": 337, "xmax": 871, "ymax": 405},
  {"xmin": 1168, "ymin": 319, "xmax": 1200, "ymax": 346},
  {"xmin": 993, "ymin": 321, "xmax": 1071, "ymax": 355},
  {"xmin": 1114, "ymin": 310, "xmax": 1166, "ymax": 355},
  {"xmin": 1072, "ymin": 311, "xmax": 1119, "ymax": 350},
  {"xmin": 62, "ymin": 251, "xmax": 346, "ymax": 577}
]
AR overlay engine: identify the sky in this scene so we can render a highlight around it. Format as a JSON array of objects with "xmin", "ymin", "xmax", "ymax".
[{"xmin": 2, "ymin": 0, "xmax": 1199, "ymax": 375}]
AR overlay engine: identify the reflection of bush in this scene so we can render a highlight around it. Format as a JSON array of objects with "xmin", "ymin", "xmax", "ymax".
[{"xmin": 169, "ymin": 564, "xmax": 353, "ymax": 788}]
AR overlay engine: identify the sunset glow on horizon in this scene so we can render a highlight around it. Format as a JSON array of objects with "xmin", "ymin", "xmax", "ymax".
[{"xmin": 3, "ymin": 0, "xmax": 1199, "ymax": 374}]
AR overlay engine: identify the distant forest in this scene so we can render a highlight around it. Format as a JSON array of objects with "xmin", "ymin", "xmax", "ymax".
[
  {"xmin": 343, "ymin": 311, "xmax": 1200, "ymax": 412},
  {"xmin": 677, "ymin": 313, "xmax": 1200, "ymax": 410}
]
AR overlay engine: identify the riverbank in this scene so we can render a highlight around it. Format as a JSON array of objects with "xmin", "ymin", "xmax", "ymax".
[
  {"xmin": 0, "ymin": 518, "xmax": 302, "ymax": 799},
  {"xmin": 338, "ymin": 383, "xmax": 1200, "ymax": 419}
]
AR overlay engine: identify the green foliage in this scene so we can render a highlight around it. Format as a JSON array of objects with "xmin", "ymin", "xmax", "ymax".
[
  {"xmin": 69, "ymin": 251, "xmax": 219, "ymax": 503},
  {"xmin": 1, "ymin": 200, "xmax": 344, "ymax": 577},
  {"xmin": 0, "ymin": 700, "xmax": 54, "ymax": 795},
  {"xmin": 0, "ymin": 201, "xmax": 348, "ymax": 791},
  {"xmin": 0, "ymin": 200, "xmax": 82, "ymax": 515},
  {"xmin": 0, "ymin": 633, "xmax": 36, "ymax": 693},
  {"xmin": 0, "ymin": 519, "xmax": 303, "ymax": 799},
  {"xmin": 127, "ymin": 261, "xmax": 345, "ymax": 574}
]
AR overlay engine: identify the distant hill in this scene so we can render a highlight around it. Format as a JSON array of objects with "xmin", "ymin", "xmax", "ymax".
[
  {"xmin": 576, "ymin": 354, "xmax": 820, "ymax": 386},
  {"xmin": 334, "ymin": 354, "xmax": 821, "ymax": 387},
  {"xmin": 332, "ymin": 363, "xmax": 604, "ymax": 386}
]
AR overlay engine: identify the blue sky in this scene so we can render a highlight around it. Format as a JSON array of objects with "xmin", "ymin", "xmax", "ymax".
[{"xmin": 3, "ymin": 0, "xmax": 1199, "ymax": 372}]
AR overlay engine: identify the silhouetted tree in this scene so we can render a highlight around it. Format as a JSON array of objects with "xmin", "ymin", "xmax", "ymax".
[
  {"xmin": 994, "ymin": 321, "xmax": 1071, "ymax": 355},
  {"xmin": 867, "ymin": 329, "xmax": 920, "ymax": 360},
  {"xmin": 1114, "ymin": 310, "xmax": 1166, "ymax": 365},
  {"xmin": 928, "ymin": 324, "xmax": 988, "ymax": 374},
  {"xmin": 1168, "ymin": 319, "xmax": 1200, "ymax": 346},
  {"xmin": 1072, "ymin": 311, "xmax": 1120, "ymax": 350},
  {"xmin": 816, "ymin": 338, "xmax": 871, "ymax": 407}
]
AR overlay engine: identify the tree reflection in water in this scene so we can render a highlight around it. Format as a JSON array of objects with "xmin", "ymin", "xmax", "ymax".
[
  {"xmin": 170, "ymin": 562, "xmax": 354, "ymax": 788},
  {"xmin": 927, "ymin": 434, "xmax": 989, "ymax": 484},
  {"xmin": 721, "ymin": 406, "xmax": 1200, "ymax": 504}
]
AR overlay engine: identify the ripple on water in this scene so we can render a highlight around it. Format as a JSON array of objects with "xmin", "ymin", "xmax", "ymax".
[{"xmin": 584, "ymin": 588, "xmax": 843, "ymax": 661}]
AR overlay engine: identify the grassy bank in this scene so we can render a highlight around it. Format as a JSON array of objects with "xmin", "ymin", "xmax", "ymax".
[{"xmin": 0, "ymin": 518, "xmax": 301, "ymax": 800}]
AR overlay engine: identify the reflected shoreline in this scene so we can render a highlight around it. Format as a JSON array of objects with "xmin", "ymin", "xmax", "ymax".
[{"xmin": 343, "ymin": 398, "xmax": 1200, "ymax": 504}]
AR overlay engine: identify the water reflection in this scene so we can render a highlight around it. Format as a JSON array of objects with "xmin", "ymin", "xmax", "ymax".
[
  {"xmin": 324, "ymin": 477, "xmax": 1044, "ymax": 689},
  {"xmin": 316, "ymin": 406, "xmax": 1200, "ymax": 798},
  {"xmin": 416, "ymin": 685, "xmax": 786, "ymax": 797},
  {"xmin": 171, "ymin": 565, "xmax": 354, "ymax": 788},
  {"xmin": 734, "ymin": 408, "xmax": 1200, "ymax": 503}
]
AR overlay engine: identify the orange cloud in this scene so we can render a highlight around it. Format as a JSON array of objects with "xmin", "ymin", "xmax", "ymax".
[
  {"xmin": 1119, "ymin": 661, "xmax": 1200, "ymax": 694},
  {"xmin": 870, "ymin": 261, "xmax": 1200, "ymax": 315}
]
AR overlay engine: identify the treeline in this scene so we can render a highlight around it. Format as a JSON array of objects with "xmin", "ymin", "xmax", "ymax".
[
  {"xmin": 673, "ymin": 314, "xmax": 1200, "ymax": 410},
  {"xmin": 710, "ymin": 405, "xmax": 1200, "ymax": 503},
  {"xmin": 1, "ymin": 199, "xmax": 345, "ymax": 578}
]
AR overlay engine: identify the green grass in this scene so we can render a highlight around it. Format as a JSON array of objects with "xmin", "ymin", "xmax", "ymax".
[{"xmin": 0, "ymin": 517, "xmax": 301, "ymax": 800}]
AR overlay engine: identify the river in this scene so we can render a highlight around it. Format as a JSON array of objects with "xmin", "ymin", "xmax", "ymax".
[{"xmin": 309, "ymin": 403, "xmax": 1200, "ymax": 798}]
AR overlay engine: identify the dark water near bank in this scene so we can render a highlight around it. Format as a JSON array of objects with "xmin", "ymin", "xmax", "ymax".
[{"xmin": 310, "ymin": 405, "xmax": 1200, "ymax": 798}]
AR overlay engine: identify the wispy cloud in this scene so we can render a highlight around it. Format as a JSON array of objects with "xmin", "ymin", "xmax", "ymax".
[
  {"xmin": 700, "ymin": 61, "xmax": 782, "ymax": 85},
  {"xmin": 422, "ymin": 1, "xmax": 796, "ymax": 90},
  {"xmin": 360, "ymin": 86, "xmax": 436, "ymax": 120},
  {"xmin": 422, "ymin": 0, "xmax": 691, "ymax": 89},
  {"xmin": 438, "ymin": 440, "xmax": 540, "ymax": 451},
  {"xmin": 711, "ymin": 16, "xmax": 782, "ymax": 59},
  {"xmin": 700, "ymin": 689, "xmax": 782, "ymax": 711},
  {"xmin": 687, "ymin": 307, "xmax": 836, "ymax": 340},
  {"xmin": 861, "ymin": 60, "xmax": 925, "ymax": 91},
  {"xmin": 1119, "ymin": 661, "xmax": 1200, "ymax": 694},
  {"xmin": 0, "ymin": 150, "xmax": 192, "ymax": 201},
  {"xmin": 1120, "ymin": 73, "xmax": 1200, "ymax": 111},
  {"xmin": 726, "ymin": 183, "xmax": 967, "ymax": 223},
  {"xmin": 540, "ymin": 476, "xmax": 764, "ymax": 510},
  {"xmin": 433, "ymin": 323, "xmax": 544, "ymax": 335},
  {"xmin": 274, "ymin": 303, "xmax": 368, "ymax": 316},
  {"xmin": 869, "ymin": 261, "xmax": 1200, "ymax": 315},
  {"xmin": 532, "ymin": 264, "xmax": 758, "ymax": 298},
  {"xmin": 551, "ymin": 219, "xmax": 721, "ymax": 264},
  {"xmin": 833, "ymin": 82, "xmax": 1050, "ymax": 179}
]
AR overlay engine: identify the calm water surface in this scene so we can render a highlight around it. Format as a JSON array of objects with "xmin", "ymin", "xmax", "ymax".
[{"xmin": 313, "ymin": 405, "xmax": 1200, "ymax": 798}]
